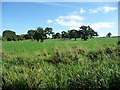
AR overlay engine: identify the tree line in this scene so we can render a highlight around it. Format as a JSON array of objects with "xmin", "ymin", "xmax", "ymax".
[{"xmin": 2, "ymin": 25, "xmax": 100, "ymax": 42}]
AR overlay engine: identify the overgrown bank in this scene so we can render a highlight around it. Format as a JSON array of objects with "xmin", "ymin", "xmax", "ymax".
[{"xmin": 2, "ymin": 41, "xmax": 120, "ymax": 89}]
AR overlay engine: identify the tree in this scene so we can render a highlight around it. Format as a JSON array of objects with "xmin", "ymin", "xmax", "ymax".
[
  {"xmin": 61, "ymin": 31, "xmax": 69, "ymax": 39},
  {"xmin": 0, "ymin": 35, "xmax": 2, "ymax": 40},
  {"xmin": 94, "ymin": 31, "xmax": 99, "ymax": 37},
  {"xmin": 33, "ymin": 27, "xmax": 46, "ymax": 42},
  {"xmin": 52, "ymin": 32, "xmax": 61, "ymax": 39},
  {"xmin": 2, "ymin": 30, "xmax": 17, "ymax": 41},
  {"xmin": 52, "ymin": 32, "xmax": 60, "ymax": 39},
  {"xmin": 51, "ymin": 32, "xmax": 55, "ymax": 37},
  {"xmin": 87, "ymin": 26, "xmax": 99, "ymax": 38},
  {"xmin": 106, "ymin": 32, "xmax": 112, "ymax": 37},
  {"xmin": 69, "ymin": 29, "xmax": 79, "ymax": 41},
  {"xmin": 27, "ymin": 30, "xmax": 36, "ymax": 40},
  {"xmin": 79, "ymin": 25, "xmax": 89, "ymax": 41},
  {"xmin": 79, "ymin": 25, "xmax": 98, "ymax": 41},
  {"xmin": 45, "ymin": 27, "xmax": 53, "ymax": 37},
  {"xmin": 16, "ymin": 35, "xmax": 23, "ymax": 41},
  {"xmin": 56, "ymin": 33, "xmax": 61, "ymax": 38},
  {"xmin": 22, "ymin": 34, "xmax": 31, "ymax": 40}
]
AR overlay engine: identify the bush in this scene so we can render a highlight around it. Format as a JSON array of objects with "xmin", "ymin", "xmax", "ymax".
[
  {"xmin": 87, "ymin": 50, "xmax": 103, "ymax": 61},
  {"xmin": 47, "ymin": 47, "xmax": 85, "ymax": 64}
]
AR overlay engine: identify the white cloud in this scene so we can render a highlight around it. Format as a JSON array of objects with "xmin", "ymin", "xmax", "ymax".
[
  {"xmin": 103, "ymin": 6, "xmax": 117, "ymax": 13},
  {"xmin": 90, "ymin": 9, "xmax": 99, "ymax": 13},
  {"xmin": 90, "ymin": 22, "xmax": 114, "ymax": 30},
  {"xmin": 47, "ymin": 19, "xmax": 53, "ymax": 23},
  {"xmin": 55, "ymin": 15, "xmax": 84, "ymax": 29},
  {"xmin": 90, "ymin": 6, "xmax": 117, "ymax": 14},
  {"xmin": 79, "ymin": 8, "xmax": 85, "ymax": 14},
  {"xmin": 56, "ymin": 15, "xmax": 84, "ymax": 21},
  {"xmin": 71, "ymin": 8, "xmax": 86, "ymax": 15},
  {"xmin": 54, "ymin": 14, "xmax": 115, "ymax": 31}
]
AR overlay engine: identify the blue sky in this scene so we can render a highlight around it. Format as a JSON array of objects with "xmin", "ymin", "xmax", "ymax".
[{"xmin": 2, "ymin": 2, "xmax": 118, "ymax": 36}]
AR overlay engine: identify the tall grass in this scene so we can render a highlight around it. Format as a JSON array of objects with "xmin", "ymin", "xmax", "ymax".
[{"xmin": 2, "ymin": 39, "xmax": 120, "ymax": 89}]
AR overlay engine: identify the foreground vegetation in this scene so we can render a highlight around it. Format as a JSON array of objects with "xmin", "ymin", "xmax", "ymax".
[{"xmin": 2, "ymin": 38, "xmax": 120, "ymax": 89}]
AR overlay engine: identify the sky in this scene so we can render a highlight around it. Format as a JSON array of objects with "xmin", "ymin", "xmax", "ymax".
[
  {"xmin": 2, "ymin": 0, "xmax": 120, "ymax": 2},
  {"xmin": 2, "ymin": 2, "xmax": 118, "ymax": 36}
]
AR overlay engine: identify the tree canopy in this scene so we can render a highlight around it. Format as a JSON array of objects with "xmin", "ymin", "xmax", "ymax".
[
  {"xmin": 106, "ymin": 32, "xmax": 112, "ymax": 37},
  {"xmin": 2, "ymin": 30, "xmax": 17, "ymax": 41},
  {"xmin": 2, "ymin": 25, "xmax": 99, "ymax": 42}
]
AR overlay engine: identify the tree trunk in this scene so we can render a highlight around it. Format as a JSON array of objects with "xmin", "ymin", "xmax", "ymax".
[{"xmin": 75, "ymin": 38, "xmax": 76, "ymax": 41}]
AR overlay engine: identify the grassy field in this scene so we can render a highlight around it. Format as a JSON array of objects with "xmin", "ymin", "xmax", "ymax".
[
  {"xmin": 2, "ymin": 37, "xmax": 118, "ymax": 55},
  {"xmin": 2, "ymin": 37, "xmax": 120, "ymax": 89}
]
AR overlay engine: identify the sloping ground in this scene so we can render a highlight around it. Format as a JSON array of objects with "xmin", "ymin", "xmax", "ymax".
[
  {"xmin": 2, "ymin": 40, "xmax": 120, "ymax": 89},
  {"xmin": 2, "ymin": 38, "xmax": 118, "ymax": 55}
]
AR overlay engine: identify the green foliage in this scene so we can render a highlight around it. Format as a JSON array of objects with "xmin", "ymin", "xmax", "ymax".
[
  {"xmin": 106, "ymin": 32, "xmax": 112, "ymax": 37},
  {"xmin": 2, "ymin": 30, "xmax": 17, "ymax": 41},
  {"xmin": 27, "ymin": 27, "xmax": 53, "ymax": 42},
  {"xmin": 52, "ymin": 32, "xmax": 61, "ymax": 39},
  {"xmin": 117, "ymin": 40, "xmax": 120, "ymax": 45},
  {"xmin": 2, "ymin": 27, "xmax": 53, "ymax": 42},
  {"xmin": 33, "ymin": 27, "xmax": 45, "ymax": 42},
  {"xmin": 45, "ymin": 27, "xmax": 53, "ymax": 36},
  {"xmin": 79, "ymin": 25, "xmax": 98, "ymax": 40},
  {"xmin": 69, "ymin": 30, "xmax": 79, "ymax": 41},
  {"xmin": 2, "ymin": 38, "xmax": 120, "ymax": 89},
  {"xmin": 47, "ymin": 47, "xmax": 85, "ymax": 64},
  {"xmin": 2, "ymin": 30, "xmax": 24, "ymax": 41},
  {"xmin": 0, "ymin": 35, "xmax": 2, "ymax": 40},
  {"xmin": 27, "ymin": 30, "xmax": 36, "ymax": 40},
  {"xmin": 61, "ymin": 31, "xmax": 69, "ymax": 39},
  {"xmin": 16, "ymin": 35, "xmax": 23, "ymax": 41}
]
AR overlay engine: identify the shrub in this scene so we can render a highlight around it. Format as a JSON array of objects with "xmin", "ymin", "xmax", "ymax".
[
  {"xmin": 117, "ymin": 40, "xmax": 120, "ymax": 45},
  {"xmin": 47, "ymin": 47, "xmax": 85, "ymax": 64},
  {"xmin": 87, "ymin": 50, "xmax": 103, "ymax": 61}
]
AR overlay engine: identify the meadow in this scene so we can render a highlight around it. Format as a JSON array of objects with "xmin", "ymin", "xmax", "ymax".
[
  {"xmin": 2, "ymin": 38, "xmax": 118, "ymax": 55},
  {"xmin": 2, "ymin": 37, "xmax": 120, "ymax": 89}
]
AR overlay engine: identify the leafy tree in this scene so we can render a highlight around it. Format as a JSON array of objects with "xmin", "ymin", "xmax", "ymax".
[
  {"xmin": 22, "ymin": 34, "xmax": 31, "ymax": 40},
  {"xmin": 94, "ymin": 31, "xmax": 99, "ymax": 37},
  {"xmin": 69, "ymin": 29, "xmax": 79, "ymax": 41},
  {"xmin": 52, "ymin": 32, "xmax": 61, "ymax": 39},
  {"xmin": 27, "ymin": 30, "xmax": 36, "ymax": 40},
  {"xmin": 61, "ymin": 31, "xmax": 69, "ymax": 39},
  {"xmin": 106, "ymin": 32, "xmax": 112, "ymax": 37},
  {"xmin": 79, "ymin": 25, "xmax": 89, "ymax": 41},
  {"xmin": 45, "ymin": 27, "xmax": 53, "ymax": 37},
  {"xmin": 50, "ymin": 32, "xmax": 55, "ymax": 39},
  {"xmin": 56, "ymin": 33, "xmax": 61, "ymax": 38},
  {"xmin": 27, "ymin": 27, "xmax": 53, "ymax": 41},
  {"xmin": 33, "ymin": 27, "xmax": 46, "ymax": 42},
  {"xmin": 0, "ymin": 35, "xmax": 2, "ymax": 40},
  {"xmin": 79, "ymin": 25, "xmax": 98, "ymax": 40},
  {"xmin": 87, "ymin": 26, "xmax": 99, "ymax": 38},
  {"xmin": 16, "ymin": 35, "xmax": 23, "ymax": 41},
  {"xmin": 2, "ymin": 30, "xmax": 17, "ymax": 41}
]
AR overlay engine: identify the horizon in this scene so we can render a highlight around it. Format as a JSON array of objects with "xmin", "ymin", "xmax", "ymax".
[{"xmin": 2, "ymin": 2, "xmax": 118, "ymax": 37}]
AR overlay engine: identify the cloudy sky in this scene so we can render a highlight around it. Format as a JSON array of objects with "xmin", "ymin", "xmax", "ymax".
[{"xmin": 2, "ymin": 2, "xmax": 118, "ymax": 36}]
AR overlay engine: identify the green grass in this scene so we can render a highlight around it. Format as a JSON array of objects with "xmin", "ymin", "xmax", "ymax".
[
  {"xmin": 2, "ymin": 37, "xmax": 120, "ymax": 89},
  {"xmin": 2, "ymin": 37, "xmax": 118, "ymax": 55}
]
